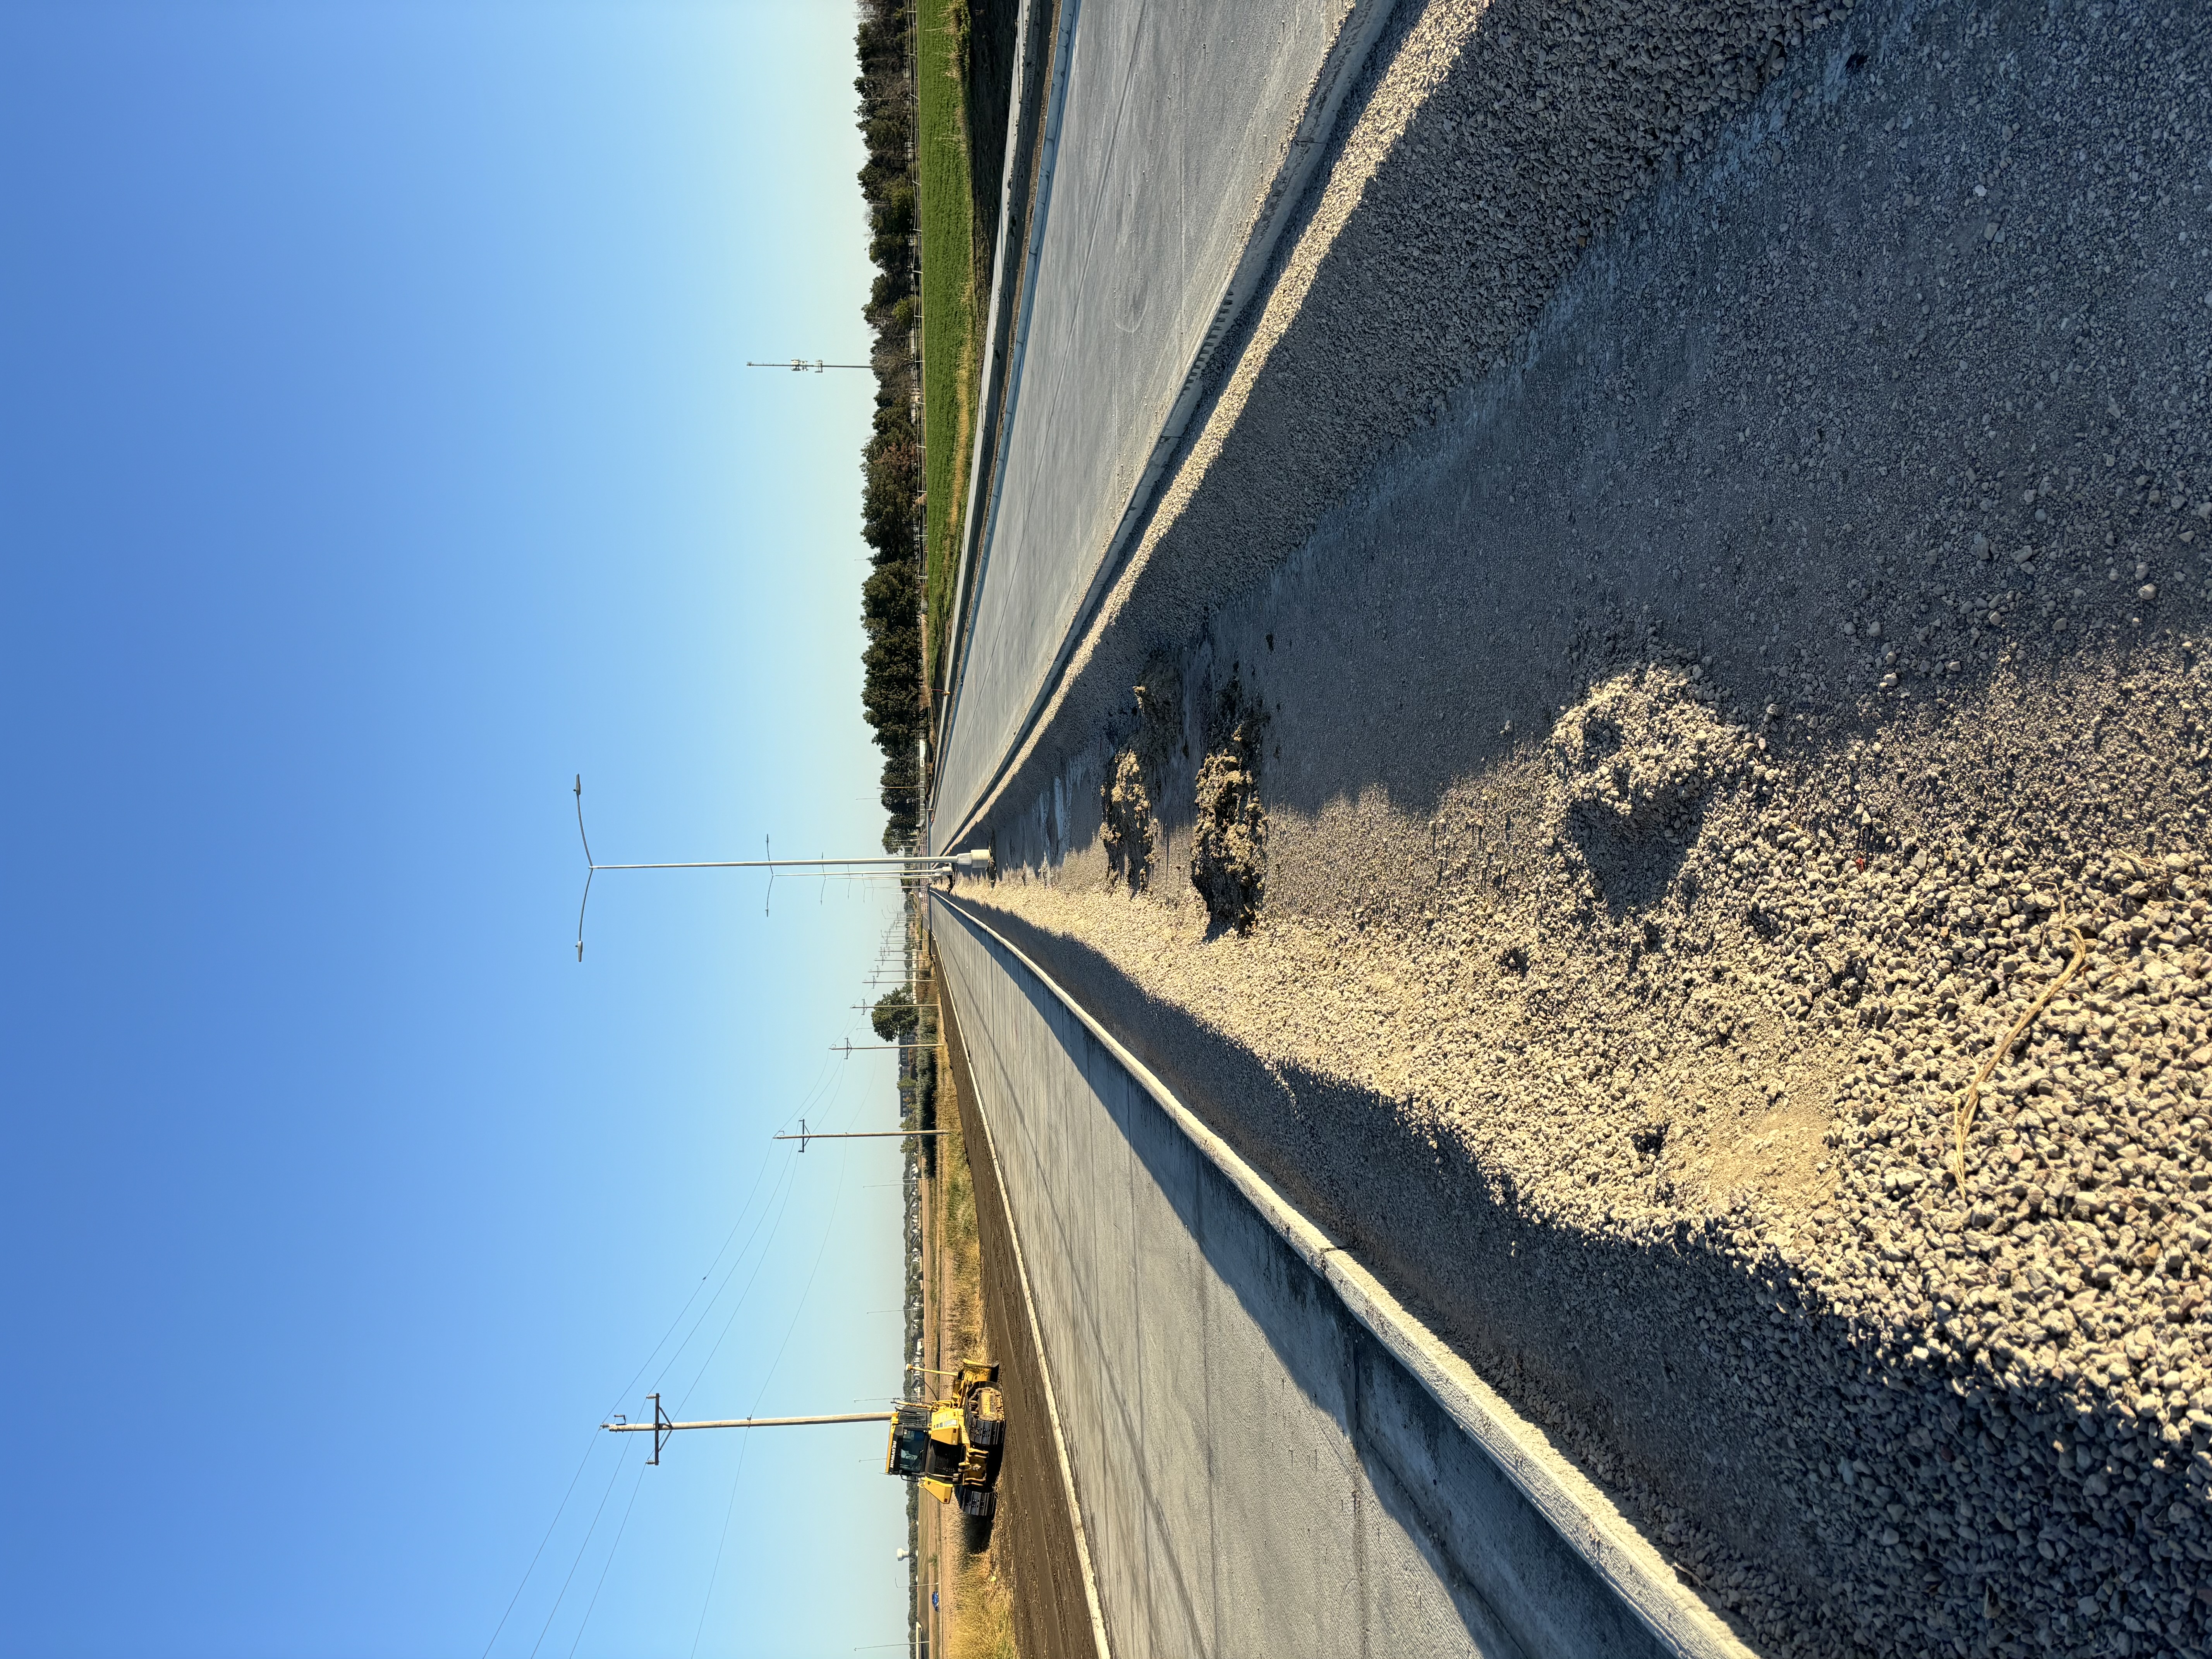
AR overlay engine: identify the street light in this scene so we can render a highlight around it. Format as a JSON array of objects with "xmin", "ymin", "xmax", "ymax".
[{"xmin": 569, "ymin": 776, "xmax": 989, "ymax": 959}]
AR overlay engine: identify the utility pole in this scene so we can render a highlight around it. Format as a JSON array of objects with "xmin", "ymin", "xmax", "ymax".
[
  {"xmin": 746, "ymin": 358, "xmax": 872, "ymax": 373},
  {"xmin": 605, "ymin": 1393, "xmax": 893, "ymax": 1465},
  {"xmin": 777, "ymin": 1118, "xmax": 948, "ymax": 1152},
  {"xmin": 777, "ymin": 1118, "xmax": 949, "ymax": 1152}
]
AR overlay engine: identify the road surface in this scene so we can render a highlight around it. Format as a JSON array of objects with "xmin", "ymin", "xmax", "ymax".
[
  {"xmin": 933, "ymin": 0, "xmax": 1391, "ymax": 845},
  {"xmin": 932, "ymin": 891, "xmax": 1752, "ymax": 1658}
]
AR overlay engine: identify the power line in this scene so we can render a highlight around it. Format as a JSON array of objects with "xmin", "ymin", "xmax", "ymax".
[
  {"xmin": 526, "ymin": 1442, "xmax": 631, "ymax": 1659},
  {"xmin": 687, "ymin": 1135, "xmax": 854, "ymax": 1655},
  {"xmin": 479, "ymin": 1434, "xmax": 606, "ymax": 1659},
  {"xmin": 563, "ymin": 1454, "xmax": 650, "ymax": 1659},
  {"xmin": 687, "ymin": 1429, "xmax": 754, "ymax": 1659},
  {"xmin": 609, "ymin": 1151, "xmax": 776, "ymax": 1415},
  {"xmin": 665, "ymin": 1156, "xmax": 803, "ymax": 1407}
]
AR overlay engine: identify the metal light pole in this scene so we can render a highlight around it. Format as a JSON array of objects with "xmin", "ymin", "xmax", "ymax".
[{"xmin": 570, "ymin": 776, "xmax": 986, "ymax": 959}]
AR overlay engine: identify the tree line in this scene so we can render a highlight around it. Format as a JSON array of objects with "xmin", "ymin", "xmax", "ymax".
[{"xmin": 854, "ymin": 0, "xmax": 924, "ymax": 853}]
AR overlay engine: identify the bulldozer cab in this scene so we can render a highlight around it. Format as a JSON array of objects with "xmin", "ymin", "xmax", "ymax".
[
  {"xmin": 883, "ymin": 1365, "xmax": 1005, "ymax": 1518},
  {"xmin": 886, "ymin": 1402, "xmax": 964, "ymax": 1483}
]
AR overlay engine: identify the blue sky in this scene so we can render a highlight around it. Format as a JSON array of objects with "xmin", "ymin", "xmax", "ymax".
[{"xmin": 0, "ymin": 3, "xmax": 915, "ymax": 1654}]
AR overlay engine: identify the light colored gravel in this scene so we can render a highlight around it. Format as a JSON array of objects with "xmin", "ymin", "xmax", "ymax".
[
  {"xmin": 977, "ymin": 656, "xmax": 2212, "ymax": 1657},
  {"xmin": 952, "ymin": 0, "xmax": 2212, "ymax": 1653},
  {"xmin": 945, "ymin": 0, "xmax": 1861, "ymax": 845}
]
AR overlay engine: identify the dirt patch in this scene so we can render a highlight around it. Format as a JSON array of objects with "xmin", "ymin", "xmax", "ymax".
[
  {"xmin": 1099, "ymin": 749, "xmax": 1154, "ymax": 893},
  {"xmin": 1703, "ymin": 1087, "xmax": 1841, "ymax": 1214},
  {"xmin": 1190, "ymin": 684, "xmax": 1267, "ymax": 933}
]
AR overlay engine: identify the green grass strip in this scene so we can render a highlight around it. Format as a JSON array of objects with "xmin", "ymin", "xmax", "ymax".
[{"xmin": 917, "ymin": 0, "xmax": 978, "ymax": 700}]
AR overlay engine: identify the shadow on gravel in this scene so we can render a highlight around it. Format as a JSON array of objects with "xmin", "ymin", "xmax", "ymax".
[
  {"xmin": 1563, "ymin": 786, "xmax": 1710, "ymax": 921},
  {"xmin": 970, "ymin": 901, "xmax": 2207, "ymax": 1657},
  {"xmin": 970, "ymin": 1, "xmax": 2212, "ymax": 1648},
  {"xmin": 1018, "ymin": 0, "xmax": 2209, "ymax": 889}
]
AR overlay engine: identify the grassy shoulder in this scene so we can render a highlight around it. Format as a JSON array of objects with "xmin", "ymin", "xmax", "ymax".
[
  {"xmin": 937, "ymin": 1053, "xmax": 984, "ymax": 1397},
  {"xmin": 917, "ymin": 0, "xmax": 981, "ymax": 701},
  {"xmin": 948, "ymin": 1553, "xmax": 1017, "ymax": 1659}
]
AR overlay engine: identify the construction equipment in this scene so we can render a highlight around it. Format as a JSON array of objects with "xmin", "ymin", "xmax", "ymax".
[{"xmin": 884, "ymin": 1360, "xmax": 1005, "ymax": 1517}]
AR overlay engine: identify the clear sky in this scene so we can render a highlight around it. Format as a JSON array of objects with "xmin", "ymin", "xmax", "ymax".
[{"xmin": 0, "ymin": 3, "xmax": 915, "ymax": 1654}]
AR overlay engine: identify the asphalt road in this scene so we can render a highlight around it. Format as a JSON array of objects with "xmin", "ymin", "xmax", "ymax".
[{"xmin": 933, "ymin": 0, "xmax": 1382, "ymax": 843}]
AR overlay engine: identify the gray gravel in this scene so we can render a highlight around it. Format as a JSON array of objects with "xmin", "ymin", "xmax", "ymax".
[
  {"xmin": 955, "ymin": 0, "xmax": 2212, "ymax": 1653},
  {"xmin": 950, "ymin": 0, "xmax": 1867, "ymax": 846}
]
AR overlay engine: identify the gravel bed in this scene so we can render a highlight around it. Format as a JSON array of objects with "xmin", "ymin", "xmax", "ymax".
[{"xmin": 957, "ymin": 1, "xmax": 2212, "ymax": 1652}]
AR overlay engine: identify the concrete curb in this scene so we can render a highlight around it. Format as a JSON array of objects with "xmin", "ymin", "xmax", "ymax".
[
  {"xmin": 934, "ymin": 929, "xmax": 1116, "ymax": 1659},
  {"xmin": 937, "ymin": 891, "xmax": 1760, "ymax": 1659}
]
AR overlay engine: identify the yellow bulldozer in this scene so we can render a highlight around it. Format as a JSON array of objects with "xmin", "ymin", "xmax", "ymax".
[{"xmin": 886, "ymin": 1360, "xmax": 1005, "ymax": 1516}]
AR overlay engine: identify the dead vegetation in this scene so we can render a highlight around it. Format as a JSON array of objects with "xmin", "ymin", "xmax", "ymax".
[
  {"xmin": 936, "ymin": 1037, "xmax": 986, "ymax": 1369},
  {"xmin": 945, "ymin": 1551, "xmax": 1018, "ymax": 1659}
]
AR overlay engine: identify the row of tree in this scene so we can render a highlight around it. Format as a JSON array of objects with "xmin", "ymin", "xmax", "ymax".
[{"xmin": 854, "ymin": 0, "xmax": 925, "ymax": 854}]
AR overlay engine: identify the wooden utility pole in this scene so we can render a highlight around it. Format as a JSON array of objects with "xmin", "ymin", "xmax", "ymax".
[
  {"xmin": 604, "ymin": 1393, "xmax": 893, "ymax": 1464},
  {"xmin": 778, "ymin": 1118, "xmax": 949, "ymax": 1152}
]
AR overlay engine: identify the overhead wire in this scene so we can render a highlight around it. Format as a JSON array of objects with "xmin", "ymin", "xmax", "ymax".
[
  {"xmin": 526, "ymin": 1437, "xmax": 632, "ymax": 1659},
  {"xmin": 485, "ymin": 1056, "xmax": 833, "ymax": 1657},
  {"xmin": 686, "ymin": 1418, "xmax": 756, "ymax": 1659},
  {"xmin": 673, "ymin": 1151, "xmax": 804, "ymax": 1412},
  {"xmin": 672, "ymin": 1032, "xmax": 884, "ymax": 1413},
  {"xmin": 599, "ymin": 1147, "xmax": 775, "ymax": 1419},
  {"xmin": 663, "ymin": 1151, "xmax": 801, "ymax": 1407},
  {"xmin": 479, "ymin": 1431, "xmax": 608, "ymax": 1659},
  {"xmin": 740, "ymin": 1125, "xmax": 855, "ymax": 1417},
  {"xmin": 492, "ymin": 980, "xmax": 898, "ymax": 1656},
  {"xmin": 639, "ymin": 1039, "xmax": 848, "ymax": 1403},
  {"xmin": 563, "ymin": 1452, "xmax": 651, "ymax": 1659},
  {"xmin": 687, "ymin": 1133, "xmax": 856, "ymax": 1656}
]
